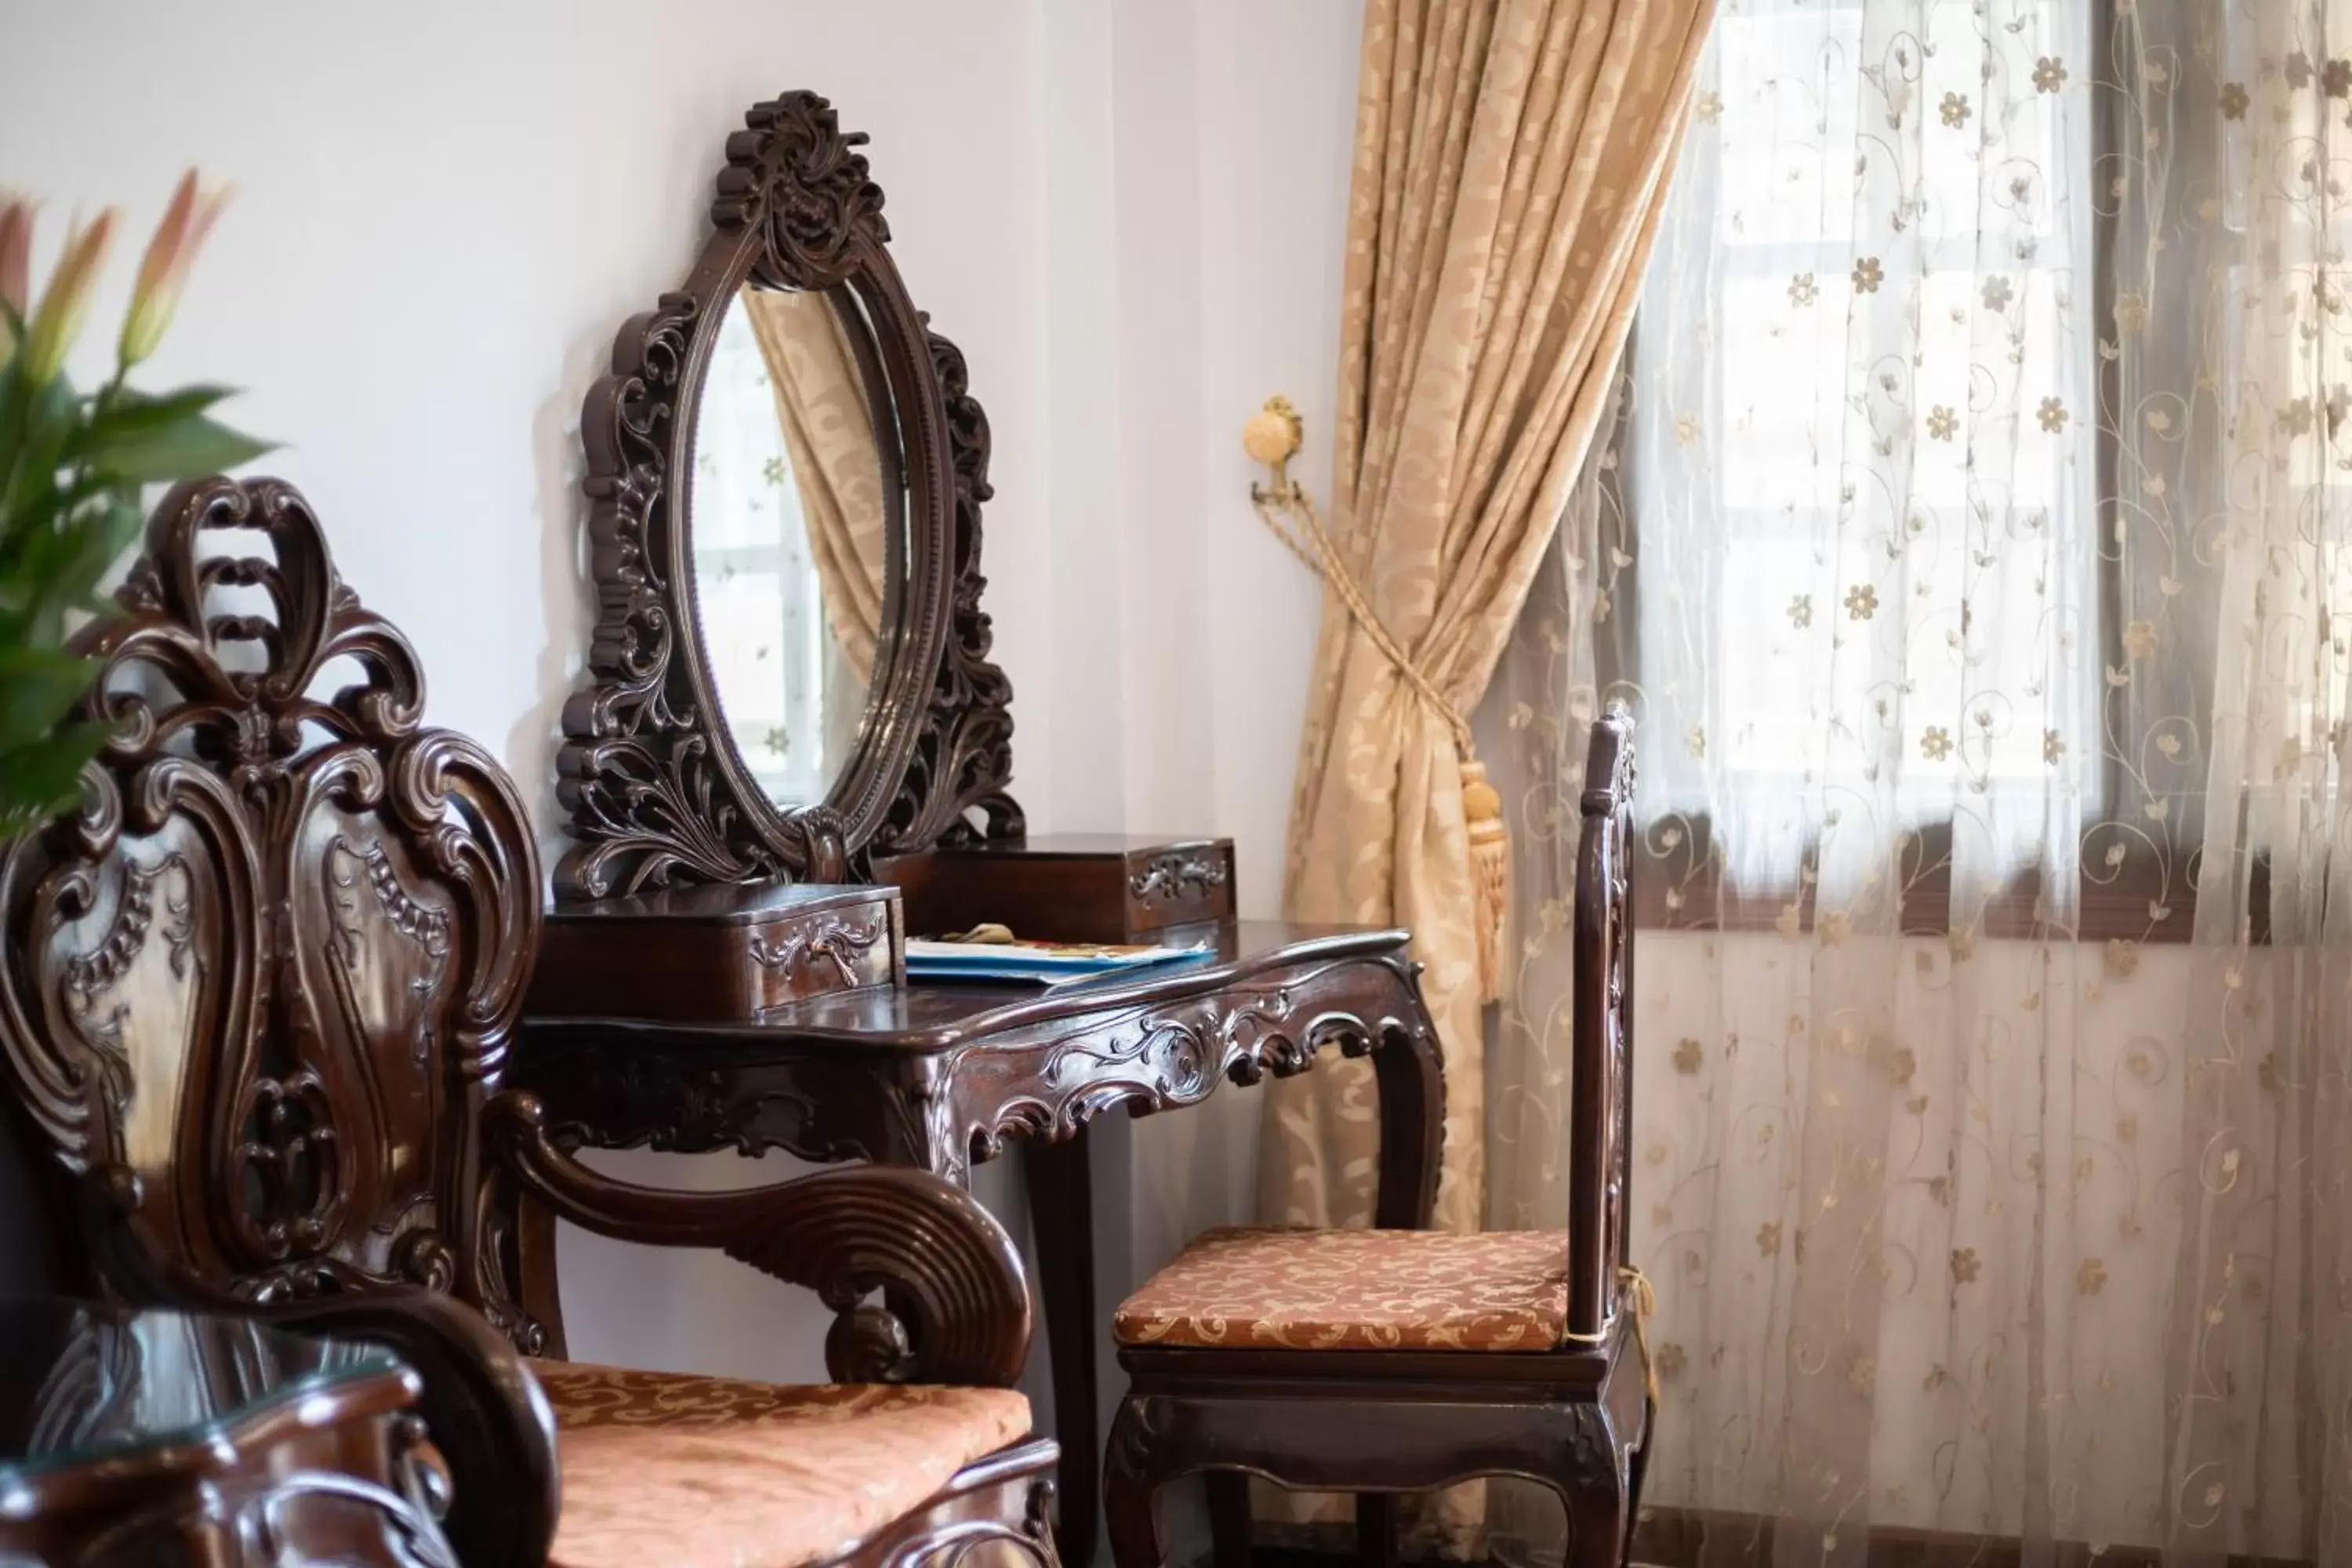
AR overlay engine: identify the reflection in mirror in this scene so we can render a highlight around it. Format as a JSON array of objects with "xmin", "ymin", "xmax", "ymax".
[{"xmin": 691, "ymin": 285, "xmax": 891, "ymax": 806}]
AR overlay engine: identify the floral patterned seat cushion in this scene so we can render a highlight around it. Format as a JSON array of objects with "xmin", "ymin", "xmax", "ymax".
[
  {"xmin": 529, "ymin": 1359, "xmax": 1032, "ymax": 1568},
  {"xmin": 1113, "ymin": 1225, "xmax": 1573, "ymax": 1352}
]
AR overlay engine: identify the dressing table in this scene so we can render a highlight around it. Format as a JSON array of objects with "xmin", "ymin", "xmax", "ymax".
[{"xmin": 506, "ymin": 91, "xmax": 1444, "ymax": 1562}]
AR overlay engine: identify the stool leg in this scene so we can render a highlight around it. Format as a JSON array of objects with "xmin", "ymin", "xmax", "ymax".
[
  {"xmin": 1559, "ymin": 1469, "xmax": 1629, "ymax": 1568},
  {"xmin": 1355, "ymin": 1494, "xmax": 1397, "ymax": 1568},
  {"xmin": 1206, "ymin": 1473, "xmax": 1252, "ymax": 1568},
  {"xmin": 1105, "ymin": 1399, "xmax": 1169, "ymax": 1568},
  {"xmin": 1626, "ymin": 1394, "xmax": 1657, "ymax": 1563}
]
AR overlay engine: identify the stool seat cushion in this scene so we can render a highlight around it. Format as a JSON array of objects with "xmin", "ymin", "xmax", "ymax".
[{"xmin": 1113, "ymin": 1225, "xmax": 1571, "ymax": 1352}]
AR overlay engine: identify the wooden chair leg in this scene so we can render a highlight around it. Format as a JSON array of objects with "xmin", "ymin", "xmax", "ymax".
[
  {"xmin": 1205, "ymin": 1472, "xmax": 1252, "ymax": 1568},
  {"xmin": 1105, "ymin": 1399, "xmax": 1170, "ymax": 1568},
  {"xmin": 1558, "ymin": 1468, "xmax": 1630, "ymax": 1568},
  {"xmin": 1354, "ymin": 1494, "xmax": 1397, "ymax": 1568}
]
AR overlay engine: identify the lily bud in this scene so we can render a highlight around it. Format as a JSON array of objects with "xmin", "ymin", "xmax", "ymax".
[
  {"xmin": 21, "ymin": 208, "xmax": 115, "ymax": 386},
  {"xmin": 0, "ymin": 200, "xmax": 30, "ymax": 354},
  {"xmin": 119, "ymin": 171, "xmax": 230, "ymax": 368}
]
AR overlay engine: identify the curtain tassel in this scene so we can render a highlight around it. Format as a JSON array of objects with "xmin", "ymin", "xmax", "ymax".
[
  {"xmin": 1461, "ymin": 758, "xmax": 1508, "ymax": 1004},
  {"xmin": 1623, "ymin": 1264, "xmax": 1659, "ymax": 1403}
]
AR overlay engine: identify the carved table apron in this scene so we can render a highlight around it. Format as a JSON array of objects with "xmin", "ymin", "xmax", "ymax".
[{"xmin": 511, "ymin": 920, "xmax": 1446, "ymax": 1563}]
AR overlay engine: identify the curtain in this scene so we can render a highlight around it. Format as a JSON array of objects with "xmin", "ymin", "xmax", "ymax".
[
  {"xmin": 743, "ymin": 287, "xmax": 887, "ymax": 684},
  {"xmin": 1257, "ymin": 0, "xmax": 1714, "ymax": 1254},
  {"xmin": 1484, "ymin": 2, "xmax": 2352, "ymax": 1563}
]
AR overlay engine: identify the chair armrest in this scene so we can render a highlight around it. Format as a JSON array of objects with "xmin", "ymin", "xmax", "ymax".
[
  {"xmin": 267, "ymin": 1287, "xmax": 562, "ymax": 1568},
  {"xmin": 76, "ymin": 1167, "xmax": 561, "ymax": 1568},
  {"xmin": 485, "ymin": 1091, "xmax": 1032, "ymax": 1387}
]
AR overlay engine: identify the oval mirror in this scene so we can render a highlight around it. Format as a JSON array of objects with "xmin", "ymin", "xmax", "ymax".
[
  {"xmin": 688, "ymin": 282, "xmax": 903, "ymax": 808},
  {"xmin": 556, "ymin": 91, "xmax": 1022, "ymax": 902}
]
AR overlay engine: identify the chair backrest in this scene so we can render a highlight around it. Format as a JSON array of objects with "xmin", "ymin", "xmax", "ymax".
[
  {"xmin": 0, "ymin": 1107, "xmax": 64, "ymax": 1297},
  {"xmin": 1567, "ymin": 709, "xmax": 1635, "ymax": 1338},
  {"xmin": 0, "ymin": 478, "xmax": 541, "ymax": 1327}
]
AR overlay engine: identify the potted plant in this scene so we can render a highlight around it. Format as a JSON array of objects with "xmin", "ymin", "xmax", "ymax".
[{"xmin": 0, "ymin": 172, "xmax": 268, "ymax": 839}]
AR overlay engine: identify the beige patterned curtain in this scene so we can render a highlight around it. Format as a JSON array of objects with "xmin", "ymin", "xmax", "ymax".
[
  {"xmin": 1257, "ymin": 0, "xmax": 1715, "ymax": 1255},
  {"xmin": 1485, "ymin": 2, "xmax": 2352, "ymax": 1563},
  {"xmin": 743, "ymin": 288, "xmax": 886, "ymax": 682}
]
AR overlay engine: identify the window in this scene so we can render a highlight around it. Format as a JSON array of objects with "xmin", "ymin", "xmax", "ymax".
[{"xmin": 1598, "ymin": 1, "xmax": 2236, "ymax": 938}]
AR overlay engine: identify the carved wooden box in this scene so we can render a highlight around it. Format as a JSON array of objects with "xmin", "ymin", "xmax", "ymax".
[
  {"xmin": 880, "ymin": 835, "xmax": 1236, "ymax": 944},
  {"xmin": 528, "ymin": 881, "xmax": 904, "ymax": 1021}
]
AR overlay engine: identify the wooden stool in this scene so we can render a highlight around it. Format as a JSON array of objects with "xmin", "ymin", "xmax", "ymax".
[{"xmin": 1103, "ymin": 713, "xmax": 1649, "ymax": 1568}]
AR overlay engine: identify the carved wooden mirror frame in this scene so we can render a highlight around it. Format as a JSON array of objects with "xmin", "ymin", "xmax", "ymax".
[{"xmin": 555, "ymin": 90, "xmax": 1022, "ymax": 902}]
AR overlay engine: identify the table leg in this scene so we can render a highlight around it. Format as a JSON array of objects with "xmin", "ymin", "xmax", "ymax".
[
  {"xmin": 1370, "ymin": 1020, "xmax": 1445, "ymax": 1229},
  {"xmin": 1023, "ymin": 1128, "xmax": 1098, "ymax": 1566}
]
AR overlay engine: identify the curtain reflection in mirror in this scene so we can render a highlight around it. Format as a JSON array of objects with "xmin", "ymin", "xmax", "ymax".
[{"xmin": 744, "ymin": 288, "xmax": 887, "ymax": 683}]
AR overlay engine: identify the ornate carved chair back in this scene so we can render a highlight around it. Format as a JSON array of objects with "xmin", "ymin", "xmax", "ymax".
[
  {"xmin": 0, "ymin": 477, "xmax": 542, "ymax": 1320},
  {"xmin": 1566, "ymin": 708, "xmax": 1636, "ymax": 1339},
  {"xmin": 0, "ymin": 1108, "xmax": 64, "ymax": 1297}
]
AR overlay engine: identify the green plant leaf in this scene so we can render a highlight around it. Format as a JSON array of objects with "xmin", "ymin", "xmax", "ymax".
[
  {"xmin": 0, "ymin": 723, "xmax": 104, "ymax": 841},
  {"xmin": 78, "ymin": 384, "xmax": 240, "ymax": 449},
  {"xmin": 0, "ymin": 375, "xmax": 77, "ymax": 544},
  {"xmin": 57, "ymin": 495, "xmax": 146, "ymax": 610},
  {"xmin": 0, "ymin": 494, "xmax": 143, "ymax": 645},
  {"xmin": 88, "ymin": 412, "xmax": 274, "ymax": 485},
  {"xmin": 0, "ymin": 646, "xmax": 98, "ymax": 752}
]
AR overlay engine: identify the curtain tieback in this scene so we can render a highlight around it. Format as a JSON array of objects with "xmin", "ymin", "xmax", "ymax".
[
  {"xmin": 1559, "ymin": 1264, "xmax": 1659, "ymax": 1402},
  {"xmin": 1244, "ymin": 396, "xmax": 1509, "ymax": 1004}
]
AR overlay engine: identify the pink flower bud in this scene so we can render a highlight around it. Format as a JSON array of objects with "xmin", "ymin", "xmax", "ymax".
[
  {"xmin": 0, "ymin": 200, "xmax": 30, "ymax": 351},
  {"xmin": 21, "ymin": 208, "xmax": 115, "ymax": 386},
  {"xmin": 120, "ymin": 170, "xmax": 230, "ymax": 367}
]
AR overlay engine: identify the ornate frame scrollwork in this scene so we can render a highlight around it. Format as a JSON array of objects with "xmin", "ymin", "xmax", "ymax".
[{"xmin": 555, "ymin": 89, "xmax": 1022, "ymax": 901}]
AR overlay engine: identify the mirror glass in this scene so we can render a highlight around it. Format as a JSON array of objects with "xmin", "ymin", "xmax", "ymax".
[{"xmin": 689, "ymin": 283, "xmax": 898, "ymax": 807}]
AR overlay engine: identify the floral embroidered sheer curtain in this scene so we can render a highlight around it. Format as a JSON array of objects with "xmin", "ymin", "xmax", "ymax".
[{"xmin": 1483, "ymin": 1, "xmax": 2352, "ymax": 1562}]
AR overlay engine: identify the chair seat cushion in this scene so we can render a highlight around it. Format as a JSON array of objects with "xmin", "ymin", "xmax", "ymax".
[
  {"xmin": 529, "ymin": 1359, "xmax": 1031, "ymax": 1568},
  {"xmin": 1113, "ymin": 1225, "xmax": 1572, "ymax": 1352}
]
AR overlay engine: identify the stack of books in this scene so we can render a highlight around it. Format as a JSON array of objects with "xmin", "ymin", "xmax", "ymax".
[{"xmin": 903, "ymin": 938, "xmax": 1213, "ymax": 990}]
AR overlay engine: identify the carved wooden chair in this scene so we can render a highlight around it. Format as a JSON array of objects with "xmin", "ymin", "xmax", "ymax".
[
  {"xmin": 1103, "ymin": 712, "xmax": 1647, "ymax": 1568},
  {"xmin": 0, "ymin": 477, "xmax": 1058, "ymax": 1568}
]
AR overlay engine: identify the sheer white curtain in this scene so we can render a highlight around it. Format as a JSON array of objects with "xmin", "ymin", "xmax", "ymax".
[
  {"xmin": 1632, "ymin": 0, "xmax": 2096, "ymax": 898},
  {"xmin": 1483, "ymin": 2, "xmax": 2352, "ymax": 1563}
]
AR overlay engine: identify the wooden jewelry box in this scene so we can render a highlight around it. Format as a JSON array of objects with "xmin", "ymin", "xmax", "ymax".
[
  {"xmin": 881, "ymin": 834, "xmax": 1237, "ymax": 943},
  {"xmin": 527, "ymin": 881, "xmax": 905, "ymax": 1022}
]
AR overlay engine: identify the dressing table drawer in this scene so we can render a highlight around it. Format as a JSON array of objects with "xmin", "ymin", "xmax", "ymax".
[
  {"xmin": 882, "ymin": 834, "xmax": 1236, "ymax": 943},
  {"xmin": 528, "ymin": 882, "xmax": 903, "ymax": 1021}
]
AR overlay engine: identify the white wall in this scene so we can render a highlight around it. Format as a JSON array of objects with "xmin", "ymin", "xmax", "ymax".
[
  {"xmin": 1083, "ymin": 0, "xmax": 1365, "ymax": 1473},
  {"xmin": 1008, "ymin": 1, "xmax": 1371, "ymax": 1519},
  {"xmin": 4, "ymin": 0, "xmax": 1051, "ymax": 1388},
  {"xmin": 1, "ymin": 0, "xmax": 1360, "ymax": 1552}
]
